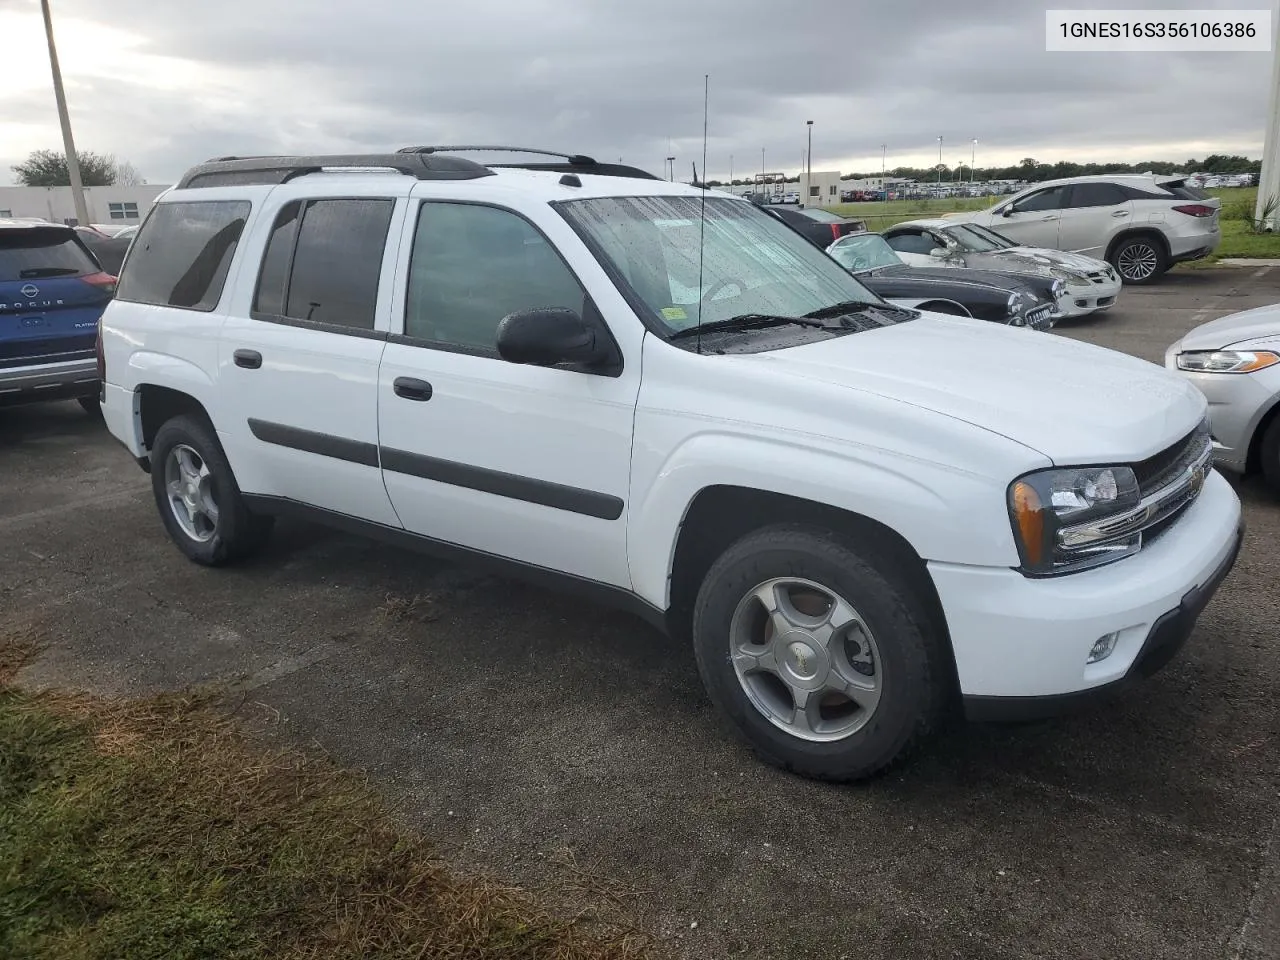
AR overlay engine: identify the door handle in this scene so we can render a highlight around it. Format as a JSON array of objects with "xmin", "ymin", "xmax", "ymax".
[
  {"xmin": 233, "ymin": 349, "xmax": 262, "ymax": 369},
  {"xmin": 1111, "ymin": 210, "xmax": 1129, "ymax": 217},
  {"xmin": 393, "ymin": 376, "xmax": 433, "ymax": 401},
  {"xmin": 1040, "ymin": 216, "xmax": 1055, "ymax": 222}
]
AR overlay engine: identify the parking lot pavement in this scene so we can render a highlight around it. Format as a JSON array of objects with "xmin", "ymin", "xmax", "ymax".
[{"xmin": 3, "ymin": 264, "xmax": 1278, "ymax": 960}]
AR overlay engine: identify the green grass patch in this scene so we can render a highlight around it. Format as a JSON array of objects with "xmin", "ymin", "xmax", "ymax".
[
  {"xmin": 0, "ymin": 638, "xmax": 651, "ymax": 960},
  {"xmin": 830, "ymin": 186, "xmax": 1280, "ymax": 260}
]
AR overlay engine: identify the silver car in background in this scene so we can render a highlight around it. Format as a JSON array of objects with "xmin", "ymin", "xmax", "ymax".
[{"xmin": 1167, "ymin": 304, "xmax": 1280, "ymax": 493}]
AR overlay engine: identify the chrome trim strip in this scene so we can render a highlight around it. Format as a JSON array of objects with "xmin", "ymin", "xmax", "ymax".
[{"xmin": 1057, "ymin": 438, "xmax": 1213, "ymax": 550}]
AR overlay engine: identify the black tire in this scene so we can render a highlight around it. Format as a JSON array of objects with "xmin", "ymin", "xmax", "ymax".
[
  {"xmin": 149, "ymin": 414, "xmax": 273, "ymax": 566},
  {"xmin": 78, "ymin": 396, "xmax": 103, "ymax": 417},
  {"xmin": 1109, "ymin": 234, "xmax": 1167, "ymax": 285},
  {"xmin": 1261, "ymin": 413, "xmax": 1280, "ymax": 497},
  {"xmin": 691, "ymin": 524, "xmax": 949, "ymax": 782}
]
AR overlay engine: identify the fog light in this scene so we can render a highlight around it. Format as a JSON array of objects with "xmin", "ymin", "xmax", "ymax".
[{"xmin": 1088, "ymin": 632, "xmax": 1119, "ymax": 664}]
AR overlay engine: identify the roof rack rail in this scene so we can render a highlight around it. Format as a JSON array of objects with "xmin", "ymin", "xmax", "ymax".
[
  {"xmin": 398, "ymin": 145, "xmax": 597, "ymax": 165},
  {"xmin": 176, "ymin": 153, "xmax": 494, "ymax": 190},
  {"xmin": 397, "ymin": 145, "xmax": 661, "ymax": 181}
]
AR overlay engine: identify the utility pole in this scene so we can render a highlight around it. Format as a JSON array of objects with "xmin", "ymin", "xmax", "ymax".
[
  {"xmin": 40, "ymin": 0, "xmax": 89, "ymax": 227},
  {"xmin": 806, "ymin": 120, "xmax": 814, "ymax": 206},
  {"xmin": 666, "ymin": 156, "xmax": 675, "ymax": 181},
  {"xmin": 971, "ymin": 138, "xmax": 978, "ymax": 185},
  {"xmin": 729, "ymin": 154, "xmax": 734, "ymax": 184},
  {"xmin": 937, "ymin": 136, "xmax": 943, "ymax": 186},
  {"xmin": 1257, "ymin": 6, "xmax": 1280, "ymax": 229}
]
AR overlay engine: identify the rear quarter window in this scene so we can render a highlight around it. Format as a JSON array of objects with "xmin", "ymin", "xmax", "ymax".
[
  {"xmin": 0, "ymin": 227, "xmax": 98, "ymax": 282},
  {"xmin": 116, "ymin": 200, "xmax": 251, "ymax": 311}
]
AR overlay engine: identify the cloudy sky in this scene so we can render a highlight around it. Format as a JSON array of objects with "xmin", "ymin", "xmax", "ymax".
[{"xmin": 0, "ymin": 0, "xmax": 1273, "ymax": 185}]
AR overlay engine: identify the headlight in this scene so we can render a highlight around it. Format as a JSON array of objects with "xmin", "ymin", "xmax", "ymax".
[
  {"xmin": 1176, "ymin": 350, "xmax": 1280, "ymax": 374},
  {"xmin": 1049, "ymin": 279, "xmax": 1067, "ymax": 300},
  {"xmin": 1006, "ymin": 292, "xmax": 1025, "ymax": 315},
  {"xmin": 1008, "ymin": 465, "xmax": 1141, "ymax": 575}
]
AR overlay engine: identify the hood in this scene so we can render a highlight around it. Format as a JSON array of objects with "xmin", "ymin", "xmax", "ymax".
[
  {"xmin": 744, "ymin": 314, "xmax": 1205, "ymax": 464},
  {"xmin": 1176, "ymin": 303, "xmax": 1280, "ymax": 351},
  {"xmin": 975, "ymin": 247, "xmax": 1110, "ymax": 276},
  {"xmin": 865, "ymin": 264, "xmax": 1041, "ymax": 297}
]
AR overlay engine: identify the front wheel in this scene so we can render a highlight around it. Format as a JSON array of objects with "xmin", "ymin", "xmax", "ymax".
[
  {"xmin": 1260, "ymin": 414, "xmax": 1280, "ymax": 497},
  {"xmin": 1110, "ymin": 235, "xmax": 1167, "ymax": 284},
  {"xmin": 691, "ymin": 524, "xmax": 949, "ymax": 782},
  {"xmin": 149, "ymin": 414, "xmax": 273, "ymax": 566}
]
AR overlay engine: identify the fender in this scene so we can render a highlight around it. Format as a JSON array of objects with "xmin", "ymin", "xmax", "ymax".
[
  {"xmin": 626, "ymin": 430, "xmax": 1024, "ymax": 611},
  {"xmin": 108, "ymin": 351, "xmax": 219, "ymax": 456}
]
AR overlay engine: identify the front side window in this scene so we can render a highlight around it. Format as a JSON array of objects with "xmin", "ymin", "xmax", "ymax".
[
  {"xmin": 116, "ymin": 200, "xmax": 250, "ymax": 311},
  {"xmin": 251, "ymin": 198, "xmax": 393, "ymax": 330},
  {"xmin": 559, "ymin": 196, "xmax": 880, "ymax": 335},
  {"xmin": 828, "ymin": 233, "xmax": 905, "ymax": 272},
  {"xmin": 883, "ymin": 230, "xmax": 938, "ymax": 256},
  {"xmin": 1011, "ymin": 186, "xmax": 1068, "ymax": 213},
  {"xmin": 404, "ymin": 202, "xmax": 585, "ymax": 351}
]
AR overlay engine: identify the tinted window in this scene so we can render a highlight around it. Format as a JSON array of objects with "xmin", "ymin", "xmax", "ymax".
[
  {"xmin": 0, "ymin": 227, "xmax": 97, "ymax": 281},
  {"xmin": 283, "ymin": 199, "xmax": 393, "ymax": 329},
  {"xmin": 884, "ymin": 230, "xmax": 938, "ymax": 255},
  {"xmin": 1012, "ymin": 186, "xmax": 1068, "ymax": 213},
  {"xmin": 1067, "ymin": 183, "xmax": 1128, "ymax": 207},
  {"xmin": 117, "ymin": 201, "xmax": 250, "ymax": 311},
  {"xmin": 405, "ymin": 203, "xmax": 584, "ymax": 351},
  {"xmin": 252, "ymin": 201, "xmax": 301, "ymax": 317}
]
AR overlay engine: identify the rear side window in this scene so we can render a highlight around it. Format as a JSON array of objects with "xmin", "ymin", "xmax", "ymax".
[
  {"xmin": 117, "ymin": 201, "xmax": 250, "ymax": 311},
  {"xmin": 1169, "ymin": 184, "xmax": 1210, "ymax": 201},
  {"xmin": 1066, "ymin": 183, "xmax": 1128, "ymax": 208},
  {"xmin": 252, "ymin": 198, "xmax": 393, "ymax": 330},
  {"xmin": 0, "ymin": 227, "xmax": 97, "ymax": 282}
]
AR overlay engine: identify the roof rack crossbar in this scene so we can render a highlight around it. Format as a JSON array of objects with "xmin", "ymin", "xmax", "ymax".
[
  {"xmin": 177, "ymin": 153, "xmax": 495, "ymax": 189},
  {"xmin": 398, "ymin": 145, "xmax": 597, "ymax": 165}
]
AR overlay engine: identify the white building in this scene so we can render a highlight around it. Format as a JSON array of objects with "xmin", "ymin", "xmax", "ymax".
[{"xmin": 0, "ymin": 184, "xmax": 170, "ymax": 226}]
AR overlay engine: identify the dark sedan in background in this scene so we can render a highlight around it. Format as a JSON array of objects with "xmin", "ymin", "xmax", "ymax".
[
  {"xmin": 761, "ymin": 204, "xmax": 868, "ymax": 248},
  {"xmin": 826, "ymin": 231, "xmax": 1065, "ymax": 330}
]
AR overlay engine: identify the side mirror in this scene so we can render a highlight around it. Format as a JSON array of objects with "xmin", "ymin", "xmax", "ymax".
[
  {"xmin": 929, "ymin": 247, "xmax": 950, "ymax": 259},
  {"xmin": 1000, "ymin": 207, "xmax": 1015, "ymax": 217},
  {"xmin": 496, "ymin": 307, "xmax": 613, "ymax": 370}
]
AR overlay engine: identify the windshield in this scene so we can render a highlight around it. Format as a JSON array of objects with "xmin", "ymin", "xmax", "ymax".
[
  {"xmin": 826, "ymin": 233, "xmax": 904, "ymax": 272},
  {"xmin": 797, "ymin": 208, "xmax": 846, "ymax": 223},
  {"xmin": 940, "ymin": 224, "xmax": 1009, "ymax": 252},
  {"xmin": 953, "ymin": 223, "xmax": 1017, "ymax": 249},
  {"xmin": 557, "ymin": 196, "xmax": 881, "ymax": 336}
]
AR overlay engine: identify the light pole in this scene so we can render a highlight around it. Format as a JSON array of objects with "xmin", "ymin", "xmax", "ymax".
[
  {"xmin": 39, "ymin": 0, "xmax": 89, "ymax": 227},
  {"xmin": 971, "ymin": 138, "xmax": 978, "ymax": 185},
  {"xmin": 806, "ymin": 120, "xmax": 814, "ymax": 206},
  {"xmin": 1257, "ymin": 9, "xmax": 1280, "ymax": 230},
  {"xmin": 666, "ymin": 156, "xmax": 675, "ymax": 181},
  {"xmin": 937, "ymin": 136, "xmax": 943, "ymax": 186},
  {"xmin": 729, "ymin": 154, "xmax": 734, "ymax": 184},
  {"xmin": 881, "ymin": 143, "xmax": 887, "ymax": 206}
]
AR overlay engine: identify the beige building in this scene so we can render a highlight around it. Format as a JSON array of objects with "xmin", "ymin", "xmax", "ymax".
[
  {"xmin": 0, "ymin": 184, "xmax": 170, "ymax": 226},
  {"xmin": 800, "ymin": 170, "xmax": 844, "ymax": 208}
]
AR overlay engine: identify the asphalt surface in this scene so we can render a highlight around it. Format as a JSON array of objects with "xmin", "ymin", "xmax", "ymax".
[{"xmin": 4, "ymin": 265, "xmax": 1279, "ymax": 960}]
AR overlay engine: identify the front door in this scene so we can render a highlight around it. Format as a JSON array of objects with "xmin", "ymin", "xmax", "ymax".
[
  {"xmin": 219, "ymin": 189, "xmax": 406, "ymax": 526},
  {"xmin": 990, "ymin": 184, "xmax": 1069, "ymax": 248},
  {"xmin": 376, "ymin": 196, "xmax": 640, "ymax": 588}
]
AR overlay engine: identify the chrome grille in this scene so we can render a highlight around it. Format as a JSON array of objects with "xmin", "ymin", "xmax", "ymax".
[{"xmin": 1135, "ymin": 420, "xmax": 1212, "ymax": 497}]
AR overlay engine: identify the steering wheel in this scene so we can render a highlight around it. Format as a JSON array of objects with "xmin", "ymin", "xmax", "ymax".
[
  {"xmin": 842, "ymin": 253, "xmax": 872, "ymax": 270},
  {"xmin": 703, "ymin": 278, "xmax": 746, "ymax": 301}
]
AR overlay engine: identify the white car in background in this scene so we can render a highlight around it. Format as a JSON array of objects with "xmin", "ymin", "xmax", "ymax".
[
  {"xmin": 946, "ymin": 174, "xmax": 1221, "ymax": 284},
  {"xmin": 882, "ymin": 219, "xmax": 1121, "ymax": 320}
]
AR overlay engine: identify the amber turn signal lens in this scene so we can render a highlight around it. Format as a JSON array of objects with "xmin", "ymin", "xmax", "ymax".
[{"xmin": 1011, "ymin": 481, "xmax": 1045, "ymax": 566}]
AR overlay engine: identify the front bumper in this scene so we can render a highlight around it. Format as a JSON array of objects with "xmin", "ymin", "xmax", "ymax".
[
  {"xmin": 1054, "ymin": 278, "xmax": 1121, "ymax": 318},
  {"xmin": 928, "ymin": 470, "xmax": 1242, "ymax": 711},
  {"xmin": 0, "ymin": 357, "xmax": 98, "ymax": 406},
  {"xmin": 1165, "ymin": 349, "xmax": 1280, "ymax": 474}
]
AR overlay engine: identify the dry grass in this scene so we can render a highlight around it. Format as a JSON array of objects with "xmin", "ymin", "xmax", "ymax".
[{"xmin": 0, "ymin": 634, "xmax": 655, "ymax": 960}]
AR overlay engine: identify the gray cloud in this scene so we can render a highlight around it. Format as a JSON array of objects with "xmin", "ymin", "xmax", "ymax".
[{"xmin": 2, "ymin": 0, "xmax": 1271, "ymax": 184}]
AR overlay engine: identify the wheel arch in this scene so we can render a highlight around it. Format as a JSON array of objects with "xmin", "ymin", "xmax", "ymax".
[
  {"xmin": 1246, "ymin": 393, "xmax": 1280, "ymax": 475},
  {"xmin": 137, "ymin": 384, "xmax": 215, "ymax": 455}
]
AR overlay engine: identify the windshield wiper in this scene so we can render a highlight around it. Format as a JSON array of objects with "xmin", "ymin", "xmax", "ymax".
[
  {"xmin": 667, "ymin": 313, "xmax": 831, "ymax": 341},
  {"xmin": 19, "ymin": 267, "xmax": 80, "ymax": 279},
  {"xmin": 801, "ymin": 300, "xmax": 887, "ymax": 320}
]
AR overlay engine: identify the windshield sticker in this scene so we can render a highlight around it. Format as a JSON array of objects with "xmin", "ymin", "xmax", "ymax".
[{"xmin": 661, "ymin": 306, "xmax": 688, "ymax": 321}]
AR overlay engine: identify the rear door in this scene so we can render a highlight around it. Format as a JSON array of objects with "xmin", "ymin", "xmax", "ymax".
[
  {"xmin": 1057, "ymin": 182, "xmax": 1133, "ymax": 257},
  {"xmin": 991, "ymin": 185, "xmax": 1069, "ymax": 248},
  {"xmin": 218, "ymin": 186, "xmax": 405, "ymax": 525},
  {"xmin": 0, "ymin": 226, "xmax": 112, "ymax": 384}
]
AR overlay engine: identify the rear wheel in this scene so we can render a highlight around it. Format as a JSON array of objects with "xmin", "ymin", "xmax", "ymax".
[
  {"xmin": 1110, "ymin": 235, "xmax": 1167, "ymax": 284},
  {"xmin": 691, "ymin": 524, "xmax": 949, "ymax": 782},
  {"xmin": 149, "ymin": 414, "xmax": 273, "ymax": 565}
]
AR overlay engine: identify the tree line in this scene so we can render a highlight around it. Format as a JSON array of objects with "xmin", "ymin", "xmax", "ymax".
[
  {"xmin": 10, "ymin": 149, "xmax": 145, "ymax": 187},
  {"xmin": 713, "ymin": 153, "xmax": 1260, "ymax": 187}
]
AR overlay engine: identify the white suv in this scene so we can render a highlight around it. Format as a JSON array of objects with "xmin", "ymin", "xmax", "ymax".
[
  {"xmin": 951, "ymin": 174, "xmax": 1221, "ymax": 284},
  {"xmin": 99, "ymin": 148, "xmax": 1243, "ymax": 782}
]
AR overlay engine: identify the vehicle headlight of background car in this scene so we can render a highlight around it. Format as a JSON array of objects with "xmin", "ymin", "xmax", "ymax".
[
  {"xmin": 1175, "ymin": 350, "xmax": 1280, "ymax": 374},
  {"xmin": 1008, "ymin": 464, "xmax": 1144, "ymax": 575}
]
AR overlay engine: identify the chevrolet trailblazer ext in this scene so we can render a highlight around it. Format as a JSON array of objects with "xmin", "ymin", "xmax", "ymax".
[{"xmin": 97, "ymin": 148, "xmax": 1243, "ymax": 781}]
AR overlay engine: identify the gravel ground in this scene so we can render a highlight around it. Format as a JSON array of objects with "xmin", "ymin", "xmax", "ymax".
[{"xmin": 3, "ymin": 265, "xmax": 1278, "ymax": 960}]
